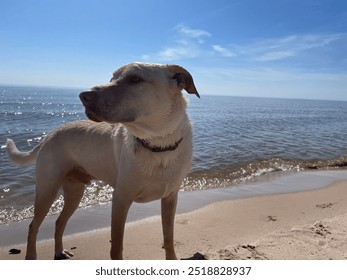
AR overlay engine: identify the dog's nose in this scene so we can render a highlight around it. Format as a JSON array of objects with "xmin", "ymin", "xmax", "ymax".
[{"xmin": 79, "ymin": 91, "xmax": 94, "ymax": 106}]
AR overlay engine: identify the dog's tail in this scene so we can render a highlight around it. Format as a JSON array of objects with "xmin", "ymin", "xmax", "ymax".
[{"xmin": 6, "ymin": 139, "xmax": 42, "ymax": 165}]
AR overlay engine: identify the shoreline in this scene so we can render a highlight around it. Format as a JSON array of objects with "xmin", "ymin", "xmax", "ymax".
[{"xmin": 1, "ymin": 169, "xmax": 347, "ymax": 259}]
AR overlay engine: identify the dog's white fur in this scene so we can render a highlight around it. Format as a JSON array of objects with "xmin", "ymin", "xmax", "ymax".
[{"xmin": 6, "ymin": 62, "xmax": 199, "ymax": 260}]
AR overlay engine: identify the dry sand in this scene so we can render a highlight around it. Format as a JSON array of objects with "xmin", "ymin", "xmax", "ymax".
[{"xmin": 1, "ymin": 179, "xmax": 347, "ymax": 260}]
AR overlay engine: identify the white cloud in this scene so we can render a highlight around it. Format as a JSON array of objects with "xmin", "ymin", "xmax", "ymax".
[
  {"xmin": 142, "ymin": 25, "xmax": 212, "ymax": 61},
  {"xmin": 157, "ymin": 46, "xmax": 193, "ymax": 60},
  {"xmin": 255, "ymin": 51, "xmax": 295, "ymax": 62},
  {"xmin": 212, "ymin": 45, "xmax": 236, "ymax": 57},
  {"xmin": 175, "ymin": 25, "xmax": 211, "ymax": 39},
  {"xmin": 251, "ymin": 33, "xmax": 344, "ymax": 62}
]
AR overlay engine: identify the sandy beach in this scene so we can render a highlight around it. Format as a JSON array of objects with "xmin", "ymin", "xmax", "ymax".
[{"xmin": 1, "ymin": 172, "xmax": 347, "ymax": 260}]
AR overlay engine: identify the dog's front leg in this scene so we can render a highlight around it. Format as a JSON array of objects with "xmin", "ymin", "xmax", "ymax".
[
  {"xmin": 161, "ymin": 191, "xmax": 178, "ymax": 260},
  {"xmin": 110, "ymin": 193, "xmax": 132, "ymax": 260}
]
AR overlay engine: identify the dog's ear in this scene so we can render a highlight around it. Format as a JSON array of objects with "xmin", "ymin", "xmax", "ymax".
[{"xmin": 167, "ymin": 65, "xmax": 200, "ymax": 98}]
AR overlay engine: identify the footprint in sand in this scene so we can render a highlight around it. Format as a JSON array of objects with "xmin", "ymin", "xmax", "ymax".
[
  {"xmin": 176, "ymin": 219, "xmax": 189, "ymax": 225},
  {"xmin": 267, "ymin": 215, "xmax": 278, "ymax": 222},
  {"xmin": 316, "ymin": 202, "xmax": 334, "ymax": 209}
]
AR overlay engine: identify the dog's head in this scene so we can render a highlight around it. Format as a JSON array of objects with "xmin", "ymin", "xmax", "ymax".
[{"xmin": 79, "ymin": 63, "xmax": 199, "ymax": 126}]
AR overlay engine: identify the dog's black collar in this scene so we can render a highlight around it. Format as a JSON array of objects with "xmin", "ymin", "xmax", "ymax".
[{"xmin": 136, "ymin": 137, "xmax": 183, "ymax": 153}]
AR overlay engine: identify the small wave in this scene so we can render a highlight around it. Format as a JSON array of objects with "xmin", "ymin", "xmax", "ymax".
[
  {"xmin": 182, "ymin": 158, "xmax": 302, "ymax": 191},
  {"xmin": 0, "ymin": 181, "xmax": 114, "ymax": 225},
  {"xmin": 182, "ymin": 156, "xmax": 347, "ymax": 191}
]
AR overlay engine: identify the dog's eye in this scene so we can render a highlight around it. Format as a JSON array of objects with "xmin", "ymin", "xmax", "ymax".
[{"xmin": 128, "ymin": 75, "xmax": 144, "ymax": 84}]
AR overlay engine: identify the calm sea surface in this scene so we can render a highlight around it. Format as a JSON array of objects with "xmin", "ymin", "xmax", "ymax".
[{"xmin": 1, "ymin": 85, "xmax": 347, "ymax": 224}]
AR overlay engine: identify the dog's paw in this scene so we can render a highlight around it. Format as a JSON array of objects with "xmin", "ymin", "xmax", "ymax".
[{"xmin": 54, "ymin": 250, "xmax": 74, "ymax": 260}]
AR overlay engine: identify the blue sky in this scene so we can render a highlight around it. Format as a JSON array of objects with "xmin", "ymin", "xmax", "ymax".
[{"xmin": 1, "ymin": 0, "xmax": 347, "ymax": 100}]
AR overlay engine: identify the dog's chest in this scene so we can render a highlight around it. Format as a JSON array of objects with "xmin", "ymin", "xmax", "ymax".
[
  {"xmin": 130, "ymin": 160, "xmax": 187, "ymax": 203},
  {"xmin": 134, "ymin": 181, "xmax": 177, "ymax": 203}
]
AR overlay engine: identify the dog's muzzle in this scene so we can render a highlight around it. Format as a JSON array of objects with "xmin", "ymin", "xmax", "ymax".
[
  {"xmin": 79, "ymin": 91, "xmax": 95, "ymax": 107},
  {"xmin": 79, "ymin": 91, "xmax": 103, "ymax": 122}
]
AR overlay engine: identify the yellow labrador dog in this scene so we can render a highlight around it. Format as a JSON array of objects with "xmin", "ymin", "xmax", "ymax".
[{"xmin": 6, "ymin": 62, "xmax": 199, "ymax": 260}]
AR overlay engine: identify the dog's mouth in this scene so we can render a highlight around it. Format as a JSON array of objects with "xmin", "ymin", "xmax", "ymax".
[{"xmin": 84, "ymin": 110, "xmax": 103, "ymax": 122}]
